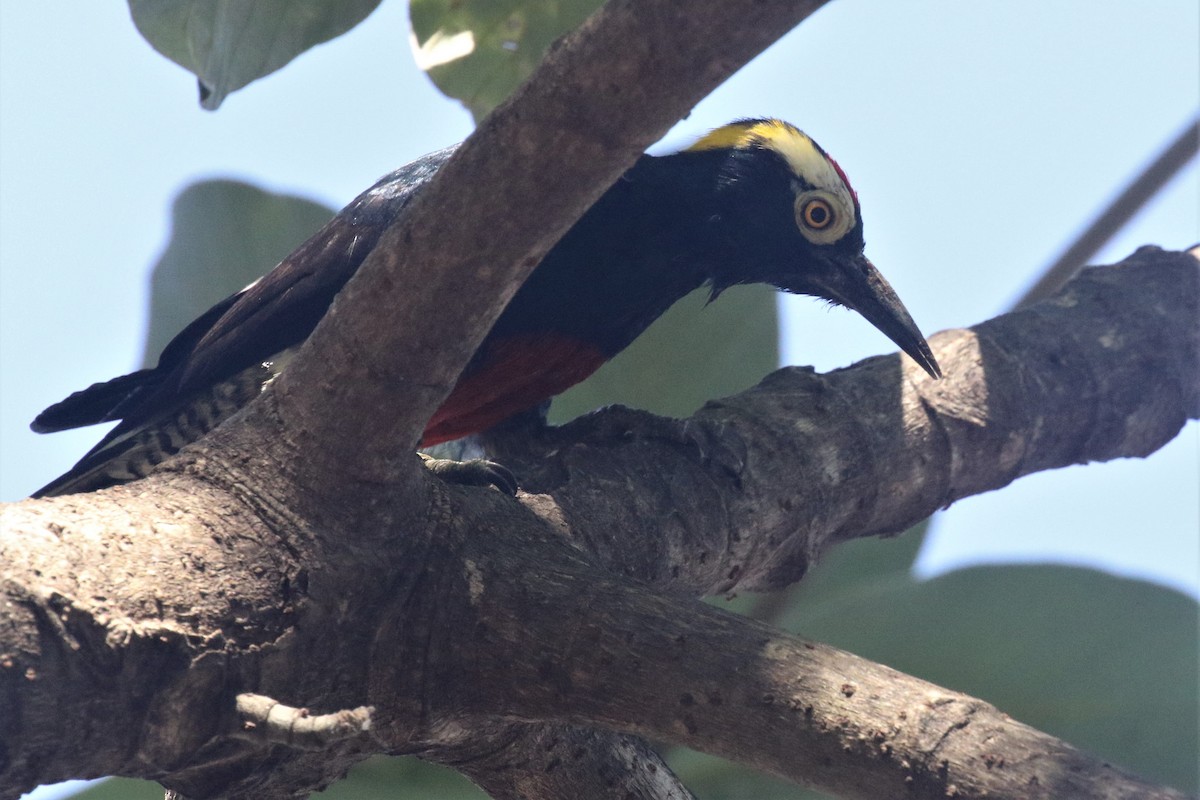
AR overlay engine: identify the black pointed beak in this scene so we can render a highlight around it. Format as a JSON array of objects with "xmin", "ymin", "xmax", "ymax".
[{"xmin": 820, "ymin": 254, "xmax": 941, "ymax": 378}]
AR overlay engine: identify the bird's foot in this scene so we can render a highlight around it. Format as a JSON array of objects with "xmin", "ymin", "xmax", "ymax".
[{"xmin": 420, "ymin": 453, "xmax": 519, "ymax": 496}]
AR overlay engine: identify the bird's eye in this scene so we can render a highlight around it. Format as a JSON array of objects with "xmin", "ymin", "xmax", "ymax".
[
  {"xmin": 793, "ymin": 189, "xmax": 854, "ymax": 246},
  {"xmin": 801, "ymin": 198, "xmax": 834, "ymax": 230}
]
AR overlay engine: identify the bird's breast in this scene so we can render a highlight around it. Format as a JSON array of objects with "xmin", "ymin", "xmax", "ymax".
[{"xmin": 422, "ymin": 333, "xmax": 608, "ymax": 446}]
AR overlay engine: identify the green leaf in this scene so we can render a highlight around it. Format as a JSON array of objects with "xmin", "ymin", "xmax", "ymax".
[
  {"xmin": 549, "ymin": 285, "xmax": 779, "ymax": 424},
  {"xmin": 315, "ymin": 755, "xmax": 488, "ymax": 798},
  {"xmin": 61, "ymin": 756, "xmax": 488, "ymax": 800},
  {"xmin": 64, "ymin": 777, "xmax": 163, "ymax": 800},
  {"xmin": 781, "ymin": 564, "xmax": 1200, "ymax": 793},
  {"xmin": 767, "ymin": 522, "xmax": 929, "ymax": 615},
  {"xmin": 410, "ymin": 0, "xmax": 602, "ymax": 121},
  {"xmin": 665, "ymin": 747, "xmax": 833, "ymax": 800},
  {"xmin": 141, "ymin": 179, "xmax": 333, "ymax": 367},
  {"xmin": 128, "ymin": 0, "xmax": 382, "ymax": 109}
]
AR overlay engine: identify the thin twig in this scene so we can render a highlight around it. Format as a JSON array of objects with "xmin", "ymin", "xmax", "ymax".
[
  {"xmin": 1016, "ymin": 117, "xmax": 1199, "ymax": 308},
  {"xmin": 234, "ymin": 693, "xmax": 374, "ymax": 750}
]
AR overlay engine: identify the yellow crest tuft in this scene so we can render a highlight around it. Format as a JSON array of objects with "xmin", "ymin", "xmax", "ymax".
[
  {"xmin": 687, "ymin": 119, "xmax": 801, "ymax": 153},
  {"xmin": 687, "ymin": 119, "xmax": 855, "ymax": 202}
]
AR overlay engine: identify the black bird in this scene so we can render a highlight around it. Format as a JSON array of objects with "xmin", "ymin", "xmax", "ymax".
[{"xmin": 31, "ymin": 119, "xmax": 940, "ymax": 498}]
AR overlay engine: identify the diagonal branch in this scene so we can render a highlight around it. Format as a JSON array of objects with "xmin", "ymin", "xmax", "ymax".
[
  {"xmin": 486, "ymin": 247, "xmax": 1199, "ymax": 593},
  {"xmin": 6, "ymin": 0, "xmax": 1194, "ymax": 796},
  {"xmin": 1, "ymin": 250, "xmax": 1193, "ymax": 798},
  {"xmin": 257, "ymin": 0, "xmax": 830, "ymax": 502},
  {"xmin": 1016, "ymin": 117, "xmax": 1199, "ymax": 307},
  {"xmin": 434, "ymin": 543, "xmax": 1188, "ymax": 800}
]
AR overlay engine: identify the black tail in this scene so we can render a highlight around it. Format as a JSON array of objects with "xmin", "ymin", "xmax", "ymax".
[
  {"xmin": 30, "ymin": 369, "xmax": 160, "ymax": 433},
  {"xmin": 31, "ymin": 357, "xmax": 276, "ymax": 498}
]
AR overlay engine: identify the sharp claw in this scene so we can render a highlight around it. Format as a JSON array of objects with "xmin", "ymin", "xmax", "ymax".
[{"xmin": 423, "ymin": 455, "xmax": 519, "ymax": 495}]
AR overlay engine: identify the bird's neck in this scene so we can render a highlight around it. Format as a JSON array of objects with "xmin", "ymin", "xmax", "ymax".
[{"xmin": 491, "ymin": 150, "xmax": 734, "ymax": 357}]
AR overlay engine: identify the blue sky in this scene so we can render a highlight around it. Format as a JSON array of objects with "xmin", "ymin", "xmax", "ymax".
[
  {"xmin": 1, "ymin": 4, "xmax": 1196, "ymax": 609},
  {"xmin": 3, "ymin": 3, "xmax": 1197, "ymax": 799}
]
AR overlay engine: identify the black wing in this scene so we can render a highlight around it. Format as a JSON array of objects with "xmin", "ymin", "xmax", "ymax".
[
  {"xmin": 166, "ymin": 146, "xmax": 456, "ymax": 405},
  {"xmin": 31, "ymin": 146, "xmax": 455, "ymax": 495}
]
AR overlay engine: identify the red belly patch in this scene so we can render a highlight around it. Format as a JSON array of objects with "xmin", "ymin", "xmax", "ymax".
[{"xmin": 421, "ymin": 333, "xmax": 608, "ymax": 446}]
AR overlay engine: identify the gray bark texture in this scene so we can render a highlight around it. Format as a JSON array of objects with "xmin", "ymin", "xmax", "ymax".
[
  {"xmin": 2, "ymin": 0, "xmax": 1197, "ymax": 797},
  {"xmin": 3, "ymin": 241, "xmax": 1195, "ymax": 799}
]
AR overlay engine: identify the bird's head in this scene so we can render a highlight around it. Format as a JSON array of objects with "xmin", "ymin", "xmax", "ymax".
[{"xmin": 689, "ymin": 119, "xmax": 940, "ymax": 378}]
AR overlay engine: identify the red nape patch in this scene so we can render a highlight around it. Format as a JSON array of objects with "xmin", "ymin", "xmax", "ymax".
[
  {"xmin": 827, "ymin": 155, "xmax": 858, "ymax": 205},
  {"xmin": 420, "ymin": 334, "xmax": 608, "ymax": 446}
]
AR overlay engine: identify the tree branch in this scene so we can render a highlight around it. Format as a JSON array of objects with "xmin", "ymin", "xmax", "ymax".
[
  {"xmin": 3, "ymin": 250, "xmax": 1194, "ymax": 799},
  {"xmin": 251, "ymin": 0, "xmax": 829, "ymax": 509},
  {"xmin": 485, "ymin": 246, "xmax": 1199, "ymax": 593},
  {"xmin": 233, "ymin": 694, "xmax": 374, "ymax": 749},
  {"xmin": 426, "ymin": 544, "xmax": 1188, "ymax": 800},
  {"xmin": 7, "ymin": 0, "xmax": 1195, "ymax": 793}
]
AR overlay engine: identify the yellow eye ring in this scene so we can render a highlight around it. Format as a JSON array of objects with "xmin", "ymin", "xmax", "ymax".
[{"xmin": 801, "ymin": 198, "xmax": 834, "ymax": 230}]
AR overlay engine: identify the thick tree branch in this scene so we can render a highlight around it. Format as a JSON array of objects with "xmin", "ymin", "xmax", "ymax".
[
  {"xmin": 6, "ymin": 0, "xmax": 1193, "ymax": 792},
  {"xmin": 424, "ymin": 541, "xmax": 1187, "ymax": 800},
  {"xmin": 261, "ymin": 0, "xmax": 829, "ymax": 507},
  {"xmin": 3, "ymin": 250, "xmax": 1194, "ymax": 799},
  {"xmin": 485, "ymin": 246, "xmax": 1199, "ymax": 592},
  {"xmin": 7, "ymin": 4, "xmax": 838, "ymax": 796}
]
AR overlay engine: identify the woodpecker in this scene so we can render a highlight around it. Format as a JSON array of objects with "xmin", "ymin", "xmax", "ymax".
[{"xmin": 31, "ymin": 119, "xmax": 940, "ymax": 498}]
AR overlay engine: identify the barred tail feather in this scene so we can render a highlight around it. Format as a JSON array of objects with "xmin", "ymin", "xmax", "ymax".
[{"xmin": 32, "ymin": 360, "xmax": 276, "ymax": 498}]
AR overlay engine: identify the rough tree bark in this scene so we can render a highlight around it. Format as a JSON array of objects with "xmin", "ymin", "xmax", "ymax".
[
  {"xmin": 3, "ymin": 250, "xmax": 1195, "ymax": 800},
  {"xmin": 2, "ymin": 0, "xmax": 1197, "ymax": 798}
]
